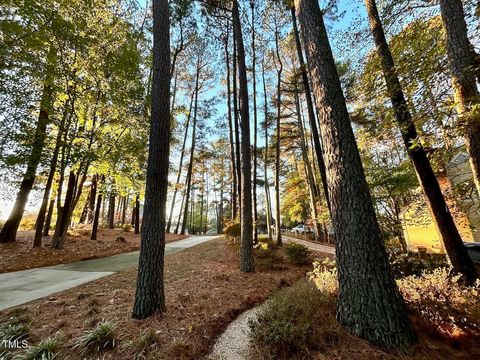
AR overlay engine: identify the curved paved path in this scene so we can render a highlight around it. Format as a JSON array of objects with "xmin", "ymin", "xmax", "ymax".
[{"xmin": 0, "ymin": 235, "xmax": 219, "ymax": 311}]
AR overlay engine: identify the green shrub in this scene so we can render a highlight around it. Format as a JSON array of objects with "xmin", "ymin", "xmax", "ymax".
[
  {"xmin": 21, "ymin": 333, "xmax": 62, "ymax": 360},
  {"xmin": 0, "ymin": 316, "xmax": 30, "ymax": 344},
  {"xmin": 284, "ymin": 243, "xmax": 310, "ymax": 265},
  {"xmin": 122, "ymin": 224, "xmax": 132, "ymax": 232},
  {"xmin": 388, "ymin": 250, "xmax": 448, "ymax": 278},
  {"xmin": 224, "ymin": 222, "xmax": 240, "ymax": 241},
  {"xmin": 249, "ymin": 281, "xmax": 337, "ymax": 359},
  {"xmin": 74, "ymin": 320, "xmax": 116, "ymax": 354},
  {"xmin": 308, "ymin": 259, "xmax": 338, "ymax": 295}
]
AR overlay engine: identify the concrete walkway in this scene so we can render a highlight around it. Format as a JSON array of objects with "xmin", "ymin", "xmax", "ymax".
[
  {"xmin": 0, "ymin": 235, "xmax": 218, "ymax": 311},
  {"xmin": 283, "ymin": 236, "xmax": 335, "ymax": 255}
]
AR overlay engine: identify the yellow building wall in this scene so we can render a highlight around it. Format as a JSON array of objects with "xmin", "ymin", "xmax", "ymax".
[{"xmin": 402, "ymin": 224, "xmax": 445, "ymax": 253}]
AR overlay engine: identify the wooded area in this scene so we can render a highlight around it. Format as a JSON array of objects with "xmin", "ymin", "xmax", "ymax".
[{"xmin": 1, "ymin": 0, "xmax": 480, "ymax": 357}]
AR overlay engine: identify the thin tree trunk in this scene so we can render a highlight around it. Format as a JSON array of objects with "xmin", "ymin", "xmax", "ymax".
[
  {"xmin": 86, "ymin": 174, "xmax": 97, "ymax": 224},
  {"xmin": 134, "ymin": 194, "xmax": 140, "ymax": 234},
  {"xmin": 233, "ymin": 0, "xmax": 254, "ymax": 272},
  {"xmin": 274, "ymin": 18, "xmax": 283, "ymax": 246},
  {"xmin": 364, "ymin": 0, "xmax": 477, "ymax": 284},
  {"xmin": 262, "ymin": 61, "xmax": 273, "ymax": 242},
  {"xmin": 232, "ymin": 32, "xmax": 242, "ymax": 220},
  {"xmin": 291, "ymin": 6, "xmax": 331, "ymax": 215},
  {"xmin": 91, "ymin": 176, "xmax": 104, "ymax": 240},
  {"xmin": 295, "ymin": 0, "xmax": 416, "ymax": 350},
  {"xmin": 166, "ymin": 89, "xmax": 194, "ymax": 232},
  {"xmin": 0, "ymin": 45, "xmax": 56, "ymax": 243},
  {"xmin": 133, "ymin": 0, "xmax": 170, "ymax": 319},
  {"xmin": 439, "ymin": 0, "xmax": 480, "ymax": 198},
  {"xmin": 43, "ymin": 199, "xmax": 55, "ymax": 236},
  {"xmin": 180, "ymin": 55, "xmax": 201, "ymax": 235},
  {"xmin": 250, "ymin": 1, "xmax": 258, "ymax": 244},
  {"xmin": 175, "ymin": 189, "xmax": 186, "ymax": 234},
  {"xmin": 225, "ymin": 28, "xmax": 238, "ymax": 220},
  {"xmin": 108, "ymin": 194, "xmax": 115, "ymax": 229},
  {"xmin": 52, "ymin": 171, "xmax": 76, "ymax": 249}
]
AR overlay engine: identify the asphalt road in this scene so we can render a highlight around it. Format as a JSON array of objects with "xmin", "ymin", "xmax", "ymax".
[{"xmin": 0, "ymin": 235, "xmax": 219, "ymax": 311}]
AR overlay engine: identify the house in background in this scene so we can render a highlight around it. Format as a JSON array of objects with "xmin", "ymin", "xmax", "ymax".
[{"xmin": 400, "ymin": 151, "xmax": 480, "ymax": 253}]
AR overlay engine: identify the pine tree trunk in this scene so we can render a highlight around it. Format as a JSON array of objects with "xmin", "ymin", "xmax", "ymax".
[
  {"xmin": 250, "ymin": 1, "xmax": 258, "ymax": 244},
  {"xmin": 295, "ymin": 0, "xmax": 416, "ymax": 350},
  {"xmin": 232, "ymin": 32, "xmax": 242, "ymax": 220},
  {"xmin": 365, "ymin": 0, "xmax": 477, "ymax": 284},
  {"xmin": 225, "ymin": 27, "xmax": 238, "ymax": 221},
  {"xmin": 233, "ymin": 0, "xmax": 254, "ymax": 272},
  {"xmin": 0, "ymin": 45, "xmax": 56, "ymax": 243},
  {"xmin": 262, "ymin": 61, "xmax": 273, "ymax": 242},
  {"xmin": 439, "ymin": 0, "xmax": 480, "ymax": 198},
  {"xmin": 180, "ymin": 55, "xmax": 201, "ymax": 235},
  {"xmin": 167, "ymin": 92, "xmax": 194, "ymax": 233},
  {"xmin": 274, "ymin": 19, "xmax": 283, "ymax": 247},
  {"xmin": 291, "ymin": 6, "xmax": 331, "ymax": 215},
  {"xmin": 132, "ymin": 0, "xmax": 170, "ymax": 319}
]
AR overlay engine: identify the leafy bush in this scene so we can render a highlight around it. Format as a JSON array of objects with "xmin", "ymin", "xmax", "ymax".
[
  {"xmin": 122, "ymin": 223, "xmax": 132, "ymax": 232},
  {"xmin": 389, "ymin": 250, "xmax": 448, "ymax": 278},
  {"xmin": 284, "ymin": 243, "xmax": 310, "ymax": 265},
  {"xmin": 249, "ymin": 281, "xmax": 339, "ymax": 359},
  {"xmin": 397, "ymin": 268, "xmax": 480, "ymax": 337},
  {"xmin": 74, "ymin": 320, "xmax": 117, "ymax": 353},
  {"xmin": 0, "ymin": 315, "xmax": 30, "ymax": 344},
  {"xmin": 223, "ymin": 222, "xmax": 240, "ymax": 241},
  {"xmin": 21, "ymin": 333, "xmax": 62, "ymax": 360}
]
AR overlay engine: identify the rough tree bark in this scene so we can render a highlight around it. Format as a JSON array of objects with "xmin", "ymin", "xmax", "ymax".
[
  {"xmin": 132, "ymin": 0, "xmax": 171, "ymax": 319},
  {"xmin": 364, "ymin": 0, "xmax": 478, "ymax": 284},
  {"xmin": 134, "ymin": 194, "xmax": 140, "ymax": 235},
  {"xmin": 439, "ymin": 0, "xmax": 480, "ymax": 198},
  {"xmin": 291, "ymin": 6, "xmax": 331, "ymax": 216},
  {"xmin": 233, "ymin": 0, "xmax": 254, "ymax": 272},
  {"xmin": 52, "ymin": 171, "xmax": 76, "ymax": 250},
  {"xmin": 295, "ymin": 0, "xmax": 417, "ymax": 350},
  {"xmin": 232, "ymin": 32, "xmax": 242, "ymax": 219},
  {"xmin": 0, "ymin": 45, "xmax": 56, "ymax": 243}
]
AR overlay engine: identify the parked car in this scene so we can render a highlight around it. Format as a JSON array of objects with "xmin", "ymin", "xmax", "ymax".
[
  {"xmin": 291, "ymin": 224, "xmax": 311, "ymax": 235},
  {"xmin": 464, "ymin": 242, "xmax": 480, "ymax": 264}
]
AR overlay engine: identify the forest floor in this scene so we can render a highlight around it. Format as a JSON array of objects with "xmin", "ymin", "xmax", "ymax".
[
  {"xmin": 0, "ymin": 229, "xmax": 188, "ymax": 273},
  {"xmin": 0, "ymin": 238, "xmax": 314, "ymax": 360}
]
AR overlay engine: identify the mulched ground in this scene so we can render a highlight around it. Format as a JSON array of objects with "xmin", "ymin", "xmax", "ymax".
[
  {"xmin": 0, "ymin": 238, "xmax": 311, "ymax": 359},
  {"xmin": 0, "ymin": 229, "xmax": 188, "ymax": 273}
]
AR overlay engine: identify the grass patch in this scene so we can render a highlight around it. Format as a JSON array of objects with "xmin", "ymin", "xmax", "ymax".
[
  {"xmin": 122, "ymin": 329, "xmax": 157, "ymax": 358},
  {"xmin": 74, "ymin": 320, "xmax": 116, "ymax": 354},
  {"xmin": 20, "ymin": 332, "xmax": 62, "ymax": 360}
]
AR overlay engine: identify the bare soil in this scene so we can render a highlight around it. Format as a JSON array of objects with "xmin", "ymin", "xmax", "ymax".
[{"xmin": 0, "ymin": 229, "xmax": 188, "ymax": 273}]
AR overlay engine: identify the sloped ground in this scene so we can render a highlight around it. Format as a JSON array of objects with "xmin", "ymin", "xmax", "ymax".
[
  {"xmin": 0, "ymin": 238, "xmax": 310, "ymax": 359},
  {"xmin": 0, "ymin": 229, "xmax": 187, "ymax": 273}
]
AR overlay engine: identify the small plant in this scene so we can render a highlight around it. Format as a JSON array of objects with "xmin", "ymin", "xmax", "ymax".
[
  {"xmin": 122, "ymin": 223, "xmax": 132, "ymax": 232},
  {"xmin": 0, "ymin": 316, "xmax": 30, "ymax": 344},
  {"xmin": 388, "ymin": 250, "xmax": 448, "ymax": 278},
  {"xmin": 74, "ymin": 320, "xmax": 117, "ymax": 353},
  {"xmin": 223, "ymin": 222, "xmax": 240, "ymax": 241},
  {"xmin": 249, "ymin": 280, "xmax": 337, "ymax": 358},
  {"xmin": 308, "ymin": 259, "xmax": 338, "ymax": 295},
  {"xmin": 122, "ymin": 329, "xmax": 157, "ymax": 358},
  {"xmin": 284, "ymin": 243, "xmax": 310, "ymax": 265},
  {"xmin": 21, "ymin": 332, "xmax": 62, "ymax": 360}
]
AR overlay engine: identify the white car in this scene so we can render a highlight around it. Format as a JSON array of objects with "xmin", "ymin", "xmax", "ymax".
[{"xmin": 291, "ymin": 224, "xmax": 311, "ymax": 234}]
